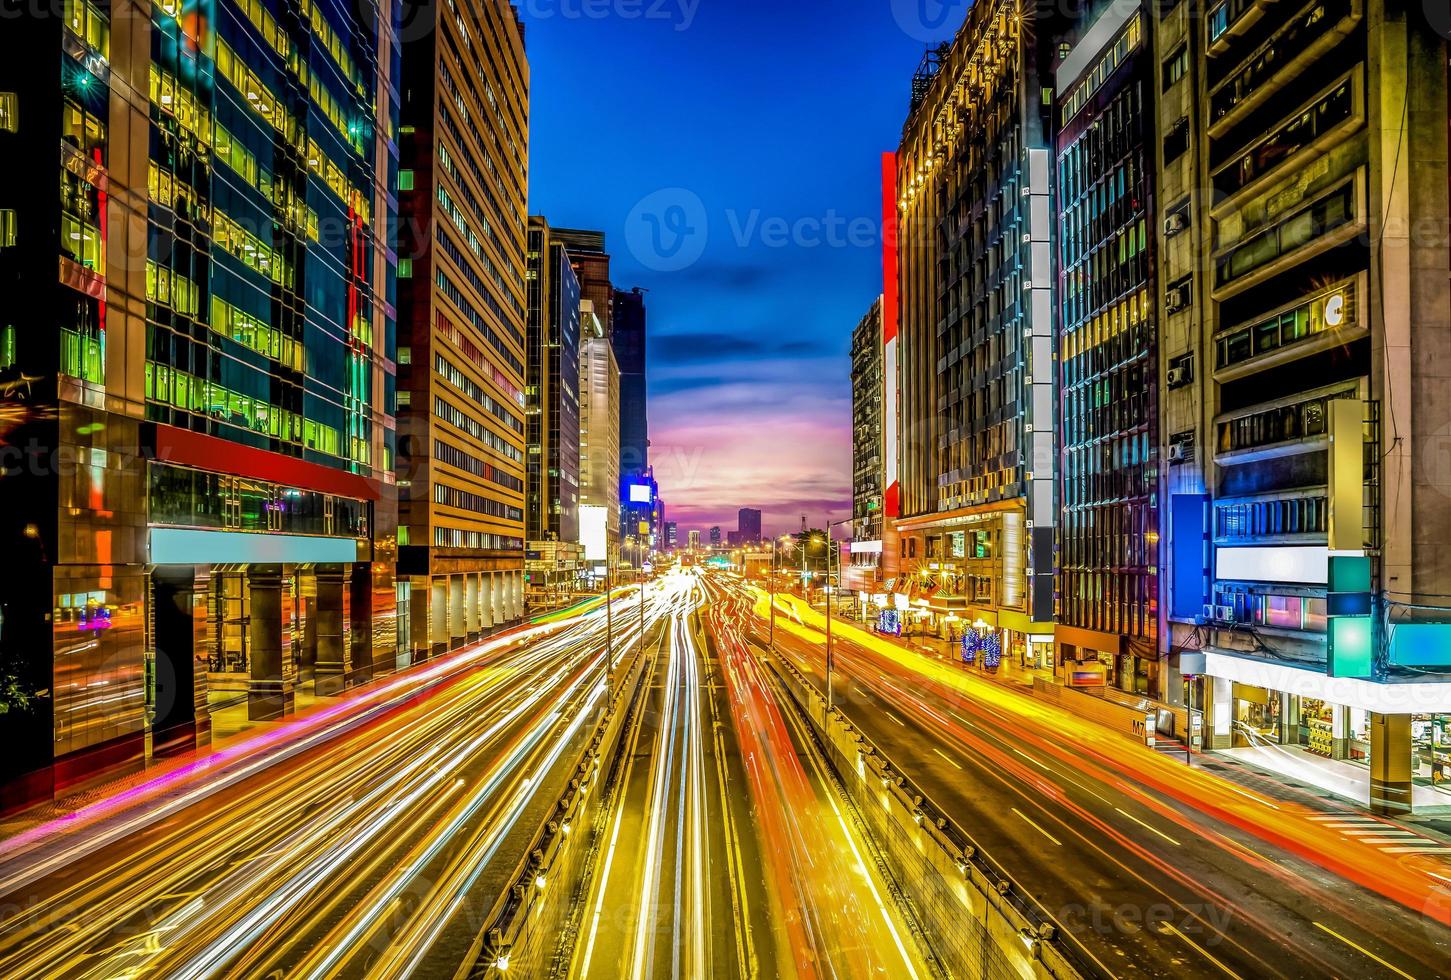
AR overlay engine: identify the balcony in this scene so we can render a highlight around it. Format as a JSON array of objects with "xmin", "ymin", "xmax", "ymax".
[{"xmin": 1213, "ymin": 379, "xmax": 1362, "ymax": 466}]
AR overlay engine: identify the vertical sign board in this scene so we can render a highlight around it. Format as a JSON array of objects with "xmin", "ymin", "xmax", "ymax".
[
  {"xmin": 881, "ymin": 151, "xmax": 902, "ymax": 579},
  {"xmin": 1325, "ymin": 401, "xmax": 1373, "ymax": 678}
]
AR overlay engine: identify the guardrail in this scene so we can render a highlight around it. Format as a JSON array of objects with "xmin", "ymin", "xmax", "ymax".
[
  {"xmin": 766, "ymin": 648, "xmax": 1101, "ymax": 980},
  {"xmin": 452, "ymin": 633, "xmax": 652, "ymax": 979}
]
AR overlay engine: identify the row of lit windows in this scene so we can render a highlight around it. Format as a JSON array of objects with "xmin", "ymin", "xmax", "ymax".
[
  {"xmin": 433, "ymin": 353, "xmax": 524, "ymax": 433},
  {"xmin": 214, "ymin": 209, "xmax": 293, "ymax": 286},
  {"xmin": 146, "ymin": 360, "xmax": 310, "ymax": 443},
  {"xmin": 433, "ymin": 526, "xmax": 524, "ymax": 551},
  {"xmin": 433, "ymin": 396, "xmax": 524, "ymax": 463},
  {"xmin": 433, "ymin": 482, "xmax": 524, "ymax": 523},
  {"xmin": 435, "ymin": 270, "xmax": 523, "ymax": 376},
  {"xmin": 435, "ymin": 311, "xmax": 526, "ymax": 405},
  {"xmin": 65, "ymin": 0, "xmax": 110, "ymax": 61},
  {"xmin": 1061, "ymin": 13, "xmax": 1141, "ymax": 124},
  {"xmin": 212, "ymin": 124, "xmax": 320, "ymax": 240},
  {"xmin": 146, "ymin": 260, "xmax": 202, "ymax": 316},
  {"xmin": 1063, "ymin": 287, "xmax": 1152, "ymax": 361},
  {"xmin": 210, "ymin": 294, "xmax": 305, "ymax": 371},
  {"xmin": 433, "ymin": 441, "xmax": 524, "ymax": 493}
]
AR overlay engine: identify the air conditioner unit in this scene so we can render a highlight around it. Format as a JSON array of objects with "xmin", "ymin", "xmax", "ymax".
[
  {"xmin": 1214, "ymin": 604, "xmax": 1236, "ymax": 623},
  {"xmin": 1166, "ymin": 286, "xmax": 1190, "ymax": 313},
  {"xmin": 1167, "ymin": 365, "xmax": 1190, "ymax": 387},
  {"xmin": 1201, "ymin": 604, "xmax": 1216, "ymax": 622},
  {"xmin": 1167, "ymin": 442, "xmax": 1188, "ymax": 463},
  {"xmin": 1165, "ymin": 211, "xmax": 1188, "ymax": 236}
]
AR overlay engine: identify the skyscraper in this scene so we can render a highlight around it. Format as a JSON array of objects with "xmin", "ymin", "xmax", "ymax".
[
  {"xmin": 1152, "ymin": 0, "xmax": 1451, "ymax": 812},
  {"xmin": 553, "ymin": 228, "xmax": 613, "ymax": 338},
  {"xmin": 0, "ymin": 0, "xmax": 401, "ymax": 809},
  {"xmin": 613, "ymin": 286, "xmax": 649, "ymax": 478},
  {"xmin": 1054, "ymin": 3, "xmax": 1160, "ymax": 690},
  {"xmin": 894, "ymin": 0, "xmax": 1070, "ymax": 666},
  {"xmin": 525, "ymin": 217, "xmax": 581, "ymax": 544},
  {"xmin": 577, "ymin": 299, "xmax": 621, "ymax": 560},
  {"xmin": 396, "ymin": 0, "xmax": 529, "ymax": 656},
  {"xmin": 664, "ymin": 521, "xmax": 678, "ymax": 551},
  {"xmin": 709, "ymin": 526, "xmax": 722, "ymax": 548},
  {"xmin": 850, "ymin": 300, "xmax": 885, "ymax": 592},
  {"xmin": 737, "ymin": 507, "xmax": 762, "ymax": 545}
]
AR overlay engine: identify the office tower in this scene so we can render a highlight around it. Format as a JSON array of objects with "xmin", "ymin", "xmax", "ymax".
[
  {"xmin": 396, "ymin": 0, "xmax": 529, "ymax": 656},
  {"xmin": 892, "ymin": 0, "xmax": 1071, "ymax": 665},
  {"xmin": 0, "ymin": 0, "xmax": 402, "ymax": 809},
  {"xmin": 1055, "ymin": 2, "xmax": 1161, "ymax": 691},
  {"xmin": 613, "ymin": 286, "xmax": 649, "ymax": 477}
]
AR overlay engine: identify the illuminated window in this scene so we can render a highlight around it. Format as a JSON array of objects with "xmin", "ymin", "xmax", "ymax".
[
  {"xmin": 0, "ymin": 92, "xmax": 15, "ymax": 132},
  {"xmin": 0, "ymin": 209, "xmax": 14, "ymax": 247},
  {"xmin": 398, "ymin": 257, "xmax": 412, "ymax": 278},
  {"xmin": 398, "ymin": 169, "xmax": 414, "ymax": 191}
]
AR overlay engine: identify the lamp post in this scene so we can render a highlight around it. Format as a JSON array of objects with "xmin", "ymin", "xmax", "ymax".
[
  {"xmin": 769, "ymin": 533, "xmax": 792, "ymax": 649},
  {"xmin": 822, "ymin": 518, "xmax": 850, "ymax": 713},
  {"xmin": 604, "ymin": 554, "xmax": 614, "ymax": 690}
]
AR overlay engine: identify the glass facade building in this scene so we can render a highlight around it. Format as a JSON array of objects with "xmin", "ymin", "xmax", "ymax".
[
  {"xmin": 0, "ymin": 0, "xmax": 402, "ymax": 810},
  {"xmin": 1055, "ymin": 4, "xmax": 1161, "ymax": 696},
  {"xmin": 525, "ymin": 217, "xmax": 581, "ymax": 545}
]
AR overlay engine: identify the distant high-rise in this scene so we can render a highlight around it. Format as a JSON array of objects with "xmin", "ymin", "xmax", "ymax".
[
  {"xmin": 688, "ymin": 530, "xmax": 701, "ymax": 550},
  {"xmin": 526, "ymin": 218, "xmax": 582, "ymax": 545},
  {"xmin": 553, "ymin": 229, "xmax": 613, "ymax": 338},
  {"xmin": 664, "ymin": 522, "xmax": 678, "ymax": 551},
  {"xmin": 709, "ymin": 526, "xmax": 722, "ymax": 548},
  {"xmin": 737, "ymin": 508, "xmax": 762, "ymax": 544},
  {"xmin": 577, "ymin": 300, "xmax": 621, "ymax": 559},
  {"xmin": 613, "ymin": 287, "xmax": 649, "ymax": 477}
]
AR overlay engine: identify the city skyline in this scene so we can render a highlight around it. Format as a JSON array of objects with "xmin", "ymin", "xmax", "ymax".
[{"xmin": 524, "ymin": 1, "xmax": 924, "ymax": 531}]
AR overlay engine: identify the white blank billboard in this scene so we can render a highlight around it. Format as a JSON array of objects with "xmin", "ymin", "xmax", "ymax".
[{"xmin": 579, "ymin": 505, "xmax": 608, "ymax": 561}]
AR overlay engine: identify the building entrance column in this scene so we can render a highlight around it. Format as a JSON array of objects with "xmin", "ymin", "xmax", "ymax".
[
  {"xmin": 1370, "ymin": 712, "xmax": 1413, "ymax": 814},
  {"xmin": 430, "ymin": 578, "xmax": 447, "ymax": 656},
  {"xmin": 315, "ymin": 565, "xmax": 348, "ymax": 697},
  {"xmin": 350, "ymin": 562, "xmax": 374, "ymax": 685},
  {"xmin": 480, "ymin": 573, "xmax": 495, "ymax": 631},
  {"xmin": 448, "ymin": 574, "xmax": 466, "ymax": 649},
  {"xmin": 466, "ymin": 574, "xmax": 481, "ymax": 641},
  {"xmin": 247, "ymin": 564, "xmax": 293, "ymax": 720},
  {"xmin": 151, "ymin": 565, "xmax": 211, "ymax": 756}
]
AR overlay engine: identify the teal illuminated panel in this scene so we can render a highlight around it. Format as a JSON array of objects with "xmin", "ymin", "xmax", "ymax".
[
  {"xmin": 1389, "ymin": 623, "xmax": 1451, "ymax": 669},
  {"xmin": 150, "ymin": 528, "xmax": 358, "ymax": 565},
  {"xmin": 1328, "ymin": 616, "xmax": 1373, "ymax": 678},
  {"xmin": 1328, "ymin": 554, "xmax": 1372, "ymax": 593}
]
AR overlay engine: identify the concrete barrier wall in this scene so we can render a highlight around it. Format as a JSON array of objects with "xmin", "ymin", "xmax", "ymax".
[{"xmin": 769, "ymin": 654, "xmax": 1093, "ymax": 980}]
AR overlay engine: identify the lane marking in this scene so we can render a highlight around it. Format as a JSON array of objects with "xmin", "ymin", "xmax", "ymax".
[
  {"xmin": 1013, "ymin": 748, "xmax": 1052, "ymax": 772},
  {"xmin": 1313, "ymin": 921, "xmax": 1415, "ymax": 980},
  {"xmin": 1382, "ymin": 846, "xmax": 1451, "ymax": 855},
  {"xmin": 1158, "ymin": 920, "xmax": 1242, "ymax": 980},
  {"xmin": 1010, "ymin": 807, "xmax": 1062, "ymax": 847},
  {"xmin": 932, "ymin": 747, "xmax": 963, "ymax": 771},
  {"xmin": 1114, "ymin": 807, "xmax": 1182, "ymax": 847},
  {"xmin": 885, "ymin": 711, "xmax": 907, "ymax": 727}
]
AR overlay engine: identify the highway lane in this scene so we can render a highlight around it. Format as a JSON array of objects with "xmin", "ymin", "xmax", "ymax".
[
  {"xmin": 0, "ymin": 597, "xmax": 656, "ymax": 979},
  {"xmin": 736, "ymin": 582, "xmax": 1451, "ymax": 979},
  {"xmin": 700, "ymin": 576, "xmax": 937, "ymax": 980},
  {"xmin": 570, "ymin": 571, "xmax": 934, "ymax": 980}
]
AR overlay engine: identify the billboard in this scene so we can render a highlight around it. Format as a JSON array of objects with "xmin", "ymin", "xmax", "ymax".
[
  {"xmin": 628, "ymin": 484, "xmax": 653, "ymax": 504},
  {"xmin": 579, "ymin": 505, "xmax": 608, "ymax": 562}
]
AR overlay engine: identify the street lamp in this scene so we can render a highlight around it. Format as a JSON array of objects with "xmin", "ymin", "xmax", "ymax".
[
  {"xmin": 822, "ymin": 518, "xmax": 850, "ymax": 713},
  {"xmin": 769, "ymin": 533, "xmax": 792, "ymax": 649}
]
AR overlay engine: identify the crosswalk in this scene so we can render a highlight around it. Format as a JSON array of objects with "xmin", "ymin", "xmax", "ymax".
[{"xmin": 1308, "ymin": 813, "xmax": 1451, "ymax": 855}]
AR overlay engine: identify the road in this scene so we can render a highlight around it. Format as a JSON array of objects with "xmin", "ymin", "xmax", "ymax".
[
  {"xmin": 0, "ymin": 596, "xmax": 649, "ymax": 979},
  {"xmin": 568, "ymin": 570, "xmax": 934, "ymax": 980},
  {"xmin": 734, "ymin": 582, "xmax": 1451, "ymax": 980}
]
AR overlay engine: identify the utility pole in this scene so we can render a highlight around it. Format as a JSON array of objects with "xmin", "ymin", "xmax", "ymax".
[{"xmin": 604, "ymin": 556, "xmax": 614, "ymax": 689}]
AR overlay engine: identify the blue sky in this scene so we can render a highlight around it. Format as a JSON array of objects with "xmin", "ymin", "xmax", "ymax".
[{"xmin": 524, "ymin": 0, "xmax": 942, "ymax": 535}]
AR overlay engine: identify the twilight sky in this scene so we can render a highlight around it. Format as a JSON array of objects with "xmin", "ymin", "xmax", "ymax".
[{"xmin": 524, "ymin": 0, "xmax": 944, "ymax": 537}]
